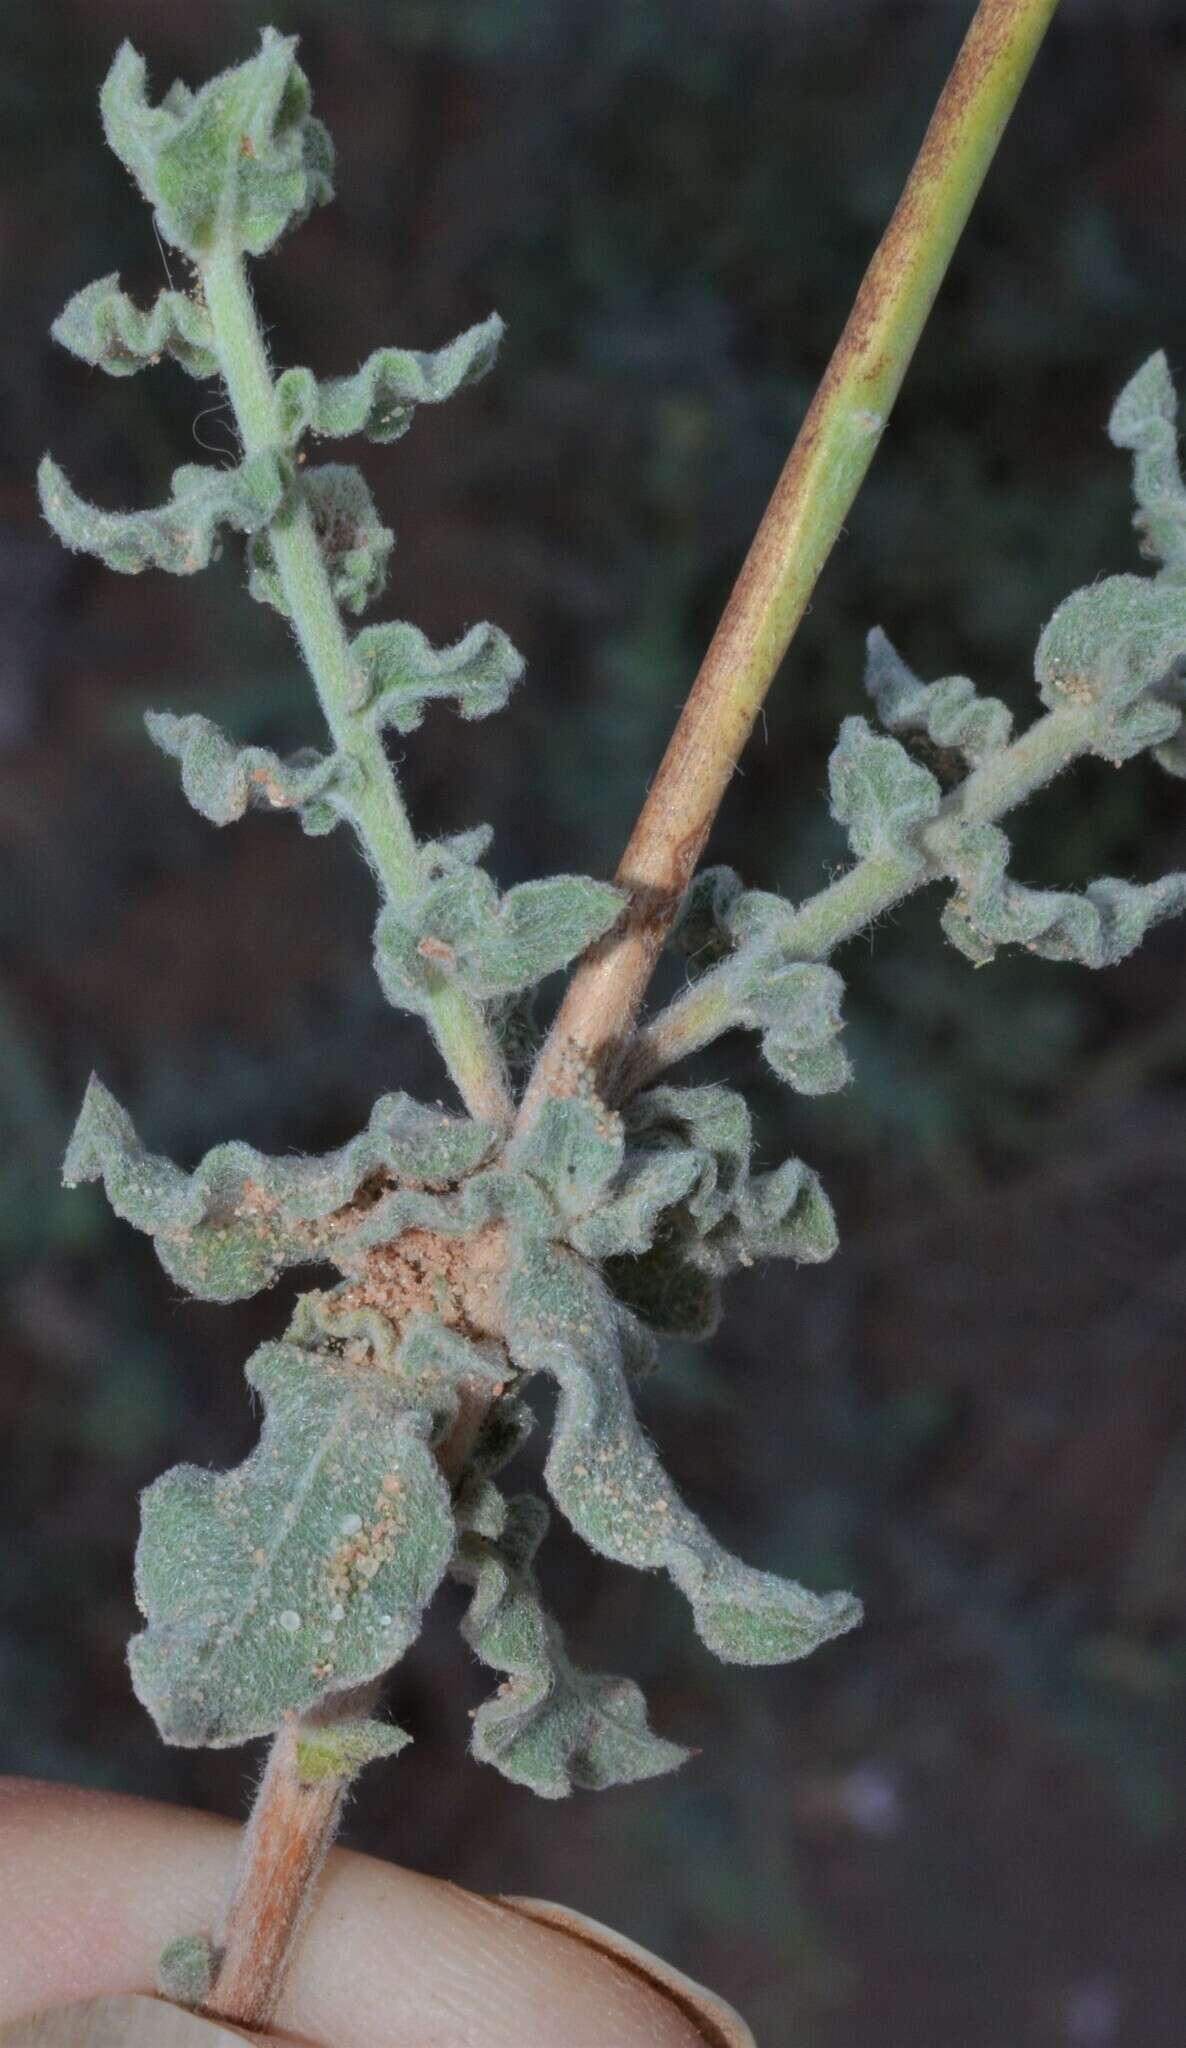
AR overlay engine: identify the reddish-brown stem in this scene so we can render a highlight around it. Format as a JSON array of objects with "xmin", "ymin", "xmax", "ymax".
[
  {"xmin": 203, "ymin": 1723, "xmax": 345, "ymax": 2032},
  {"xmin": 519, "ymin": 0, "xmax": 1060, "ymax": 1126}
]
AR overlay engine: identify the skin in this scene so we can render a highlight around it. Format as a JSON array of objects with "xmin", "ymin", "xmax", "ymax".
[{"xmin": 0, "ymin": 1780, "xmax": 708, "ymax": 2048}]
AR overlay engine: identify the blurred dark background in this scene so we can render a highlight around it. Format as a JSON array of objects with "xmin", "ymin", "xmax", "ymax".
[{"xmin": 4, "ymin": 2, "xmax": 1186, "ymax": 2041}]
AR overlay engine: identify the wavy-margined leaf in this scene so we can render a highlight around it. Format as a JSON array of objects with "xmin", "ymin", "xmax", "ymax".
[
  {"xmin": 941, "ymin": 820, "xmax": 1186, "ymax": 968},
  {"xmin": 248, "ymin": 464, "xmax": 392, "ymax": 617},
  {"xmin": 604, "ymin": 1085, "xmax": 837, "ymax": 1337},
  {"xmin": 38, "ymin": 452, "xmax": 288, "ymax": 577},
  {"xmin": 505, "ymin": 1243, "xmax": 861, "ymax": 1666},
  {"xmin": 1035, "ymin": 575, "xmax": 1186, "ymax": 763},
  {"xmin": 63, "ymin": 1076, "xmax": 498, "ymax": 1302},
  {"xmin": 146, "ymin": 710, "xmax": 353, "ymax": 835},
  {"xmin": 453, "ymin": 1481, "xmax": 688, "ymax": 1796},
  {"xmin": 275, "ymin": 316, "xmax": 504, "ymax": 447},
  {"xmin": 290, "ymin": 1296, "xmax": 509, "ymax": 1434},
  {"xmin": 100, "ymin": 32, "xmax": 333, "ymax": 261},
  {"xmin": 829, "ymin": 715, "xmax": 942, "ymax": 865},
  {"xmin": 506, "ymin": 1096, "xmax": 701, "ymax": 1260},
  {"xmin": 375, "ymin": 869, "xmax": 623, "ymax": 1013},
  {"xmin": 865, "ymin": 627, "xmax": 1013, "ymax": 766},
  {"xmin": 352, "ymin": 620, "xmax": 524, "ymax": 734},
  {"xmin": 295, "ymin": 1718, "xmax": 410, "ymax": 1784},
  {"xmin": 52, "ymin": 274, "xmax": 218, "ymax": 379},
  {"xmin": 130, "ymin": 1334, "xmax": 454, "ymax": 1744},
  {"xmin": 1108, "ymin": 351, "xmax": 1186, "ymax": 576}
]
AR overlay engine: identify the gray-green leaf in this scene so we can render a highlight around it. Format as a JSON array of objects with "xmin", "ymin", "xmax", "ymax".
[
  {"xmin": 52, "ymin": 274, "xmax": 218, "ymax": 380},
  {"xmin": 1108, "ymin": 351, "xmax": 1186, "ymax": 576},
  {"xmin": 353, "ymin": 619, "xmax": 523, "ymax": 734},
  {"xmin": 865, "ymin": 626, "xmax": 1013, "ymax": 766},
  {"xmin": 39, "ymin": 452, "xmax": 289, "ymax": 578},
  {"xmin": 146, "ymin": 710, "xmax": 351, "ymax": 836},
  {"xmin": 829, "ymin": 715, "xmax": 942, "ymax": 864},
  {"xmin": 375, "ymin": 869, "xmax": 623, "ymax": 1012},
  {"xmin": 942, "ymin": 820, "xmax": 1186, "ymax": 968},
  {"xmin": 275, "ymin": 316, "xmax": 504, "ymax": 446},
  {"xmin": 248, "ymin": 465, "xmax": 392, "ymax": 617}
]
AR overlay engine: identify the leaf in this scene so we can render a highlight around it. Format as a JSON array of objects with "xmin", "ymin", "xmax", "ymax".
[
  {"xmin": 146, "ymin": 710, "xmax": 352, "ymax": 836},
  {"xmin": 942, "ymin": 820, "xmax": 1186, "ymax": 968},
  {"xmin": 604, "ymin": 1085, "xmax": 837, "ymax": 1337},
  {"xmin": 63, "ymin": 1076, "xmax": 498, "ymax": 1302},
  {"xmin": 52, "ymin": 273, "xmax": 218, "ymax": 379},
  {"xmin": 248, "ymin": 465, "xmax": 393, "ymax": 617},
  {"xmin": 129, "ymin": 1332, "xmax": 454, "ymax": 1745},
  {"xmin": 865, "ymin": 626, "xmax": 1013, "ymax": 765},
  {"xmin": 504, "ymin": 1244, "xmax": 861, "ymax": 1667},
  {"xmin": 100, "ymin": 32, "xmax": 333, "ymax": 260},
  {"xmin": 352, "ymin": 619, "xmax": 524, "ymax": 734},
  {"xmin": 1034, "ymin": 575, "xmax": 1186, "ymax": 761},
  {"xmin": 507, "ymin": 1095, "xmax": 702, "ymax": 1260},
  {"xmin": 157, "ymin": 1936, "xmax": 214, "ymax": 2006},
  {"xmin": 454, "ymin": 1484, "xmax": 688, "ymax": 1796},
  {"xmin": 275, "ymin": 316, "xmax": 504, "ymax": 446},
  {"xmin": 828, "ymin": 715, "xmax": 942, "ymax": 864},
  {"xmin": 1108, "ymin": 351, "xmax": 1186, "ymax": 576},
  {"xmin": 295, "ymin": 1717, "xmax": 410, "ymax": 1784},
  {"xmin": 375, "ymin": 869, "xmax": 623, "ymax": 1012},
  {"xmin": 38, "ymin": 452, "xmax": 289, "ymax": 578}
]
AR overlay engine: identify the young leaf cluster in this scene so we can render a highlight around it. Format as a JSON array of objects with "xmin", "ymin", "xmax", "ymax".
[{"xmin": 46, "ymin": 34, "xmax": 1186, "ymax": 1831}]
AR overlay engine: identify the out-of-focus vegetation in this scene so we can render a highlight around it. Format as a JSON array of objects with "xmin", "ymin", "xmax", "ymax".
[{"xmin": 5, "ymin": 3, "xmax": 1186, "ymax": 2041}]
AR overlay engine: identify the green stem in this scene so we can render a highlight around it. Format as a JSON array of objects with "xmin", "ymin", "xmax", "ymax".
[
  {"xmin": 521, "ymin": 0, "xmax": 1062, "ymax": 1125},
  {"xmin": 623, "ymin": 704, "xmax": 1093, "ymax": 1094},
  {"xmin": 200, "ymin": 245, "xmax": 512, "ymax": 1128}
]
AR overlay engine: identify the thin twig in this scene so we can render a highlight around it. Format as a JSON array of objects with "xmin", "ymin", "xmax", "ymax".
[{"xmin": 519, "ymin": 0, "xmax": 1061, "ymax": 1127}]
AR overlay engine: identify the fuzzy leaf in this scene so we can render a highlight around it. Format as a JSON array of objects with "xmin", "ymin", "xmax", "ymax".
[
  {"xmin": 63, "ymin": 1076, "xmax": 498, "ymax": 1302},
  {"xmin": 865, "ymin": 626, "xmax": 1013, "ymax": 765},
  {"xmin": 146, "ymin": 710, "xmax": 351, "ymax": 835},
  {"xmin": 157, "ymin": 1936, "xmax": 214, "ymax": 2006},
  {"xmin": 505, "ymin": 1245, "xmax": 861, "ymax": 1666},
  {"xmin": 248, "ymin": 464, "xmax": 392, "ymax": 617},
  {"xmin": 52, "ymin": 273, "xmax": 217, "ymax": 379},
  {"xmin": 100, "ymin": 33, "xmax": 333, "ymax": 261},
  {"xmin": 509, "ymin": 1095, "xmax": 702, "ymax": 1260},
  {"xmin": 605, "ymin": 1085, "xmax": 837, "ymax": 1337},
  {"xmin": 829, "ymin": 715, "xmax": 942, "ymax": 863},
  {"xmin": 1035, "ymin": 575, "xmax": 1186, "ymax": 761},
  {"xmin": 1108, "ymin": 351, "xmax": 1186, "ymax": 575},
  {"xmin": 352, "ymin": 619, "xmax": 523, "ymax": 734},
  {"xmin": 38, "ymin": 452, "xmax": 288, "ymax": 579},
  {"xmin": 292, "ymin": 1297, "xmax": 509, "ymax": 1435},
  {"xmin": 375, "ymin": 870, "xmax": 623, "ymax": 1011},
  {"xmin": 130, "ymin": 1334, "xmax": 454, "ymax": 1744},
  {"xmin": 275, "ymin": 316, "xmax": 504, "ymax": 447},
  {"xmin": 942, "ymin": 820, "xmax": 1186, "ymax": 968},
  {"xmin": 454, "ymin": 1484, "xmax": 688, "ymax": 1796},
  {"xmin": 295, "ymin": 1717, "xmax": 410, "ymax": 1784}
]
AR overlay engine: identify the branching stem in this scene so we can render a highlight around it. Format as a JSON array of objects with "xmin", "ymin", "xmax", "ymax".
[
  {"xmin": 521, "ymin": 0, "xmax": 1062, "ymax": 1126},
  {"xmin": 201, "ymin": 245, "xmax": 513, "ymax": 1129},
  {"xmin": 619, "ymin": 704, "xmax": 1094, "ymax": 1096}
]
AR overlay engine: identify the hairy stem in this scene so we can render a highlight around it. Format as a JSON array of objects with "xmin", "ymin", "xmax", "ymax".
[
  {"xmin": 201, "ymin": 244, "xmax": 513, "ymax": 1129},
  {"xmin": 621, "ymin": 704, "xmax": 1093, "ymax": 1096},
  {"xmin": 521, "ymin": 0, "xmax": 1061, "ymax": 1125},
  {"xmin": 203, "ymin": 1721, "xmax": 345, "ymax": 2031}
]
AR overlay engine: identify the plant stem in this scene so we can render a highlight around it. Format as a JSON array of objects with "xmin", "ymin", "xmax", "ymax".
[
  {"xmin": 203, "ymin": 1721, "xmax": 344, "ymax": 2032},
  {"xmin": 521, "ymin": 0, "xmax": 1061, "ymax": 1126},
  {"xmin": 201, "ymin": 244, "xmax": 513, "ymax": 1130},
  {"xmin": 621, "ymin": 704, "xmax": 1093, "ymax": 1095}
]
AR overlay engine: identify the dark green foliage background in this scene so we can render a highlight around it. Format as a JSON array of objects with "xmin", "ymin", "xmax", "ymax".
[{"xmin": 5, "ymin": 3, "xmax": 1186, "ymax": 2040}]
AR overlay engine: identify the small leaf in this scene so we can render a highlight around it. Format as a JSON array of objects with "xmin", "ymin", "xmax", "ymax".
[
  {"xmin": 295, "ymin": 1717, "xmax": 410, "ymax": 1784},
  {"xmin": 52, "ymin": 273, "xmax": 218, "ymax": 379},
  {"xmin": 100, "ymin": 33, "xmax": 333, "ymax": 260},
  {"xmin": 505, "ymin": 1244, "xmax": 861, "ymax": 1667},
  {"xmin": 1034, "ymin": 575, "xmax": 1186, "ymax": 761},
  {"xmin": 157, "ymin": 1934, "xmax": 214, "ymax": 2006},
  {"xmin": 352, "ymin": 619, "xmax": 523, "ymax": 733},
  {"xmin": 942, "ymin": 820, "xmax": 1186, "ymax": 968},
  {"xmin": 130, "ymin": 1333, "xmax": 455, "ymax": 1745},
  {"xmin": 248, "ymin": 465, "xmax": 392, "ymax": 617},
  {"xmin": 454, "ymin": 1484, "xmax": 688, "ymax": 1796},
  {"xmin": 1108, "ymin": 351, "xmax": 1186, "ymax": 575},
  {"xmin": 828, "ymin": 715, "xmax": 942, "ymax": 863},
  {"xmin": 275, "ymin": 316, "xmax": 504, "ymax": 446},
  {"xmin": 375, "ymin": 869, "xmax": 623, "ymax": 1012},
  {"xmin": 146, "ymin": 710, "xmax": 351, "ymax": 835},
  {"xmin": 865, "ymin": 626, "xmax": 1012, "ymax": 765},
  {"xmin": 508, "ymin": 1096, "xmax": 702, "ymax": 1260},
  {"xmin": 39, "ymin": 452, "xmax": 289, "ymax": 579},
  {"xmin": 63, "ymin": 1076, "xmax": 498, "ymax": 1302}
]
